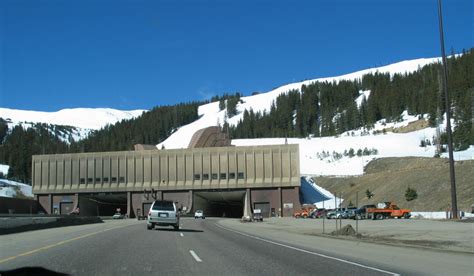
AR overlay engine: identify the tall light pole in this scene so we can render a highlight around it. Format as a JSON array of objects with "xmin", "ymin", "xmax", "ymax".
[{"xmin": 437, "ymin": 0, "xmax": 458, "ymax": 219}]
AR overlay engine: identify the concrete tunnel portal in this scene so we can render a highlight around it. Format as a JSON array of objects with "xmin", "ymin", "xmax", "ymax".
[{"xmin": 76, "ymin": 190, "xmax": 246, "ymax": 218}]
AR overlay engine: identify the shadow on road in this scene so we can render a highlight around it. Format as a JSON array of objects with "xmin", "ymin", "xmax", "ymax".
[{"xmin": 154, "ymin": 228, "xmax": 203, "ymax": 233}]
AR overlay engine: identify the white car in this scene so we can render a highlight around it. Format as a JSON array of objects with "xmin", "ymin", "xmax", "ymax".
[{"xmin": 194, "ymin": 210, "xmax": 205, "ymax": 219}]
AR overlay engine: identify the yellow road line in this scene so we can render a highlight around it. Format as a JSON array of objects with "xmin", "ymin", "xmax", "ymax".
[{"xmin": 0, "ymin": 223, "xmax": 133, "ymax": 265}]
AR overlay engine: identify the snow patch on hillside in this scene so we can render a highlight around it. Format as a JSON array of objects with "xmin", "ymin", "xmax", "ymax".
[
  {"xmin": 0, "ymin": 179, "xmax": 33, "ymax": 198},
  {"xmin": 356, "ymin": 90, "xmax": 371, "ymax": 108},
  {"xmin": 0, "ymin": 164, "xmax": 9, "ymax": 176}
]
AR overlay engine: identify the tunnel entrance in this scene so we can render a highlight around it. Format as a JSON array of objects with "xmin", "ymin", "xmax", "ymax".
[
  {"xmin": 193, "ymin": 190, "xmax": 245, "ymax": 218},
  {"xmin": 78, "ymin": 193, "xmax": 127, "ymax": 216}
]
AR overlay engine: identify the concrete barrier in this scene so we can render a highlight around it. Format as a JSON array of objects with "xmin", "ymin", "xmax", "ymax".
[
  {"xmin": 411, "ymin": 211, "xmax": 474, "ymax": 219},
  {"xmin": 0, "ymin": 216, "xmax": 103, "ymax": 235}
]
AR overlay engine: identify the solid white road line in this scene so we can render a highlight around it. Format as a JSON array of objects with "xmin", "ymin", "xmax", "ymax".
[
  {"xmin": 189, "ymin": 250, "xmax": 202, "ymax": 262},
  {"xmin": 180, "ymin": 233, "xmax": 184, "ymax": 237},
  {"xmin": 215, "ymin": 223, "xmax": 399, "ymax": 276}
]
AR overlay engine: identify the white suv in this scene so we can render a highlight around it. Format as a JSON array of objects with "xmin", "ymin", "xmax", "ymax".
[{"xmin": 147, "ymin": 200, "xmax": 180, "ymax": 230}]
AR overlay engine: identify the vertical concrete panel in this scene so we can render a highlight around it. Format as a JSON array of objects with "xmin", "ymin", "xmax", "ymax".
[
  {"xmin": 255, "ymin": 151, "xmax": 264, "ymax": 185},
  {"xmin": 168, "ymin": 154, "xmax": 177, "ymax": 187},
  {"xmin": 281, "ymin": 148, "xmax": 290, "ymax": 182},
  {"xmin": 176, "ymin": 154, "xmax": 185, "ymax": 186},
  {"xmin": 193, "ymin": 152, "xmax": 202, "ymax": 188},
  {"xmin": 103, "ymin": 157, "xmax": 111, "ymax": 189},
  {"xmin": 110, "ymin": 156, "xmax": 119, "ymax": 189},
  {"xmin": 144, "ymin": 155, "xmax": 152, "ymax": 188},
  {"xmin": 79, "ymin": 158, "xmax": 87, "ymax": 190},
  {"xmin": 245, "ymin": 150, "xmax": 254, "ymax": 184},
  {"xmin": 34, "ymin": 161, "xmax": 42, "ymax": 191},
  {"xmin": 264, "ymin": 149, "xmax": 272, "ymax": 184},
  {"xmin": 64, "ymin": 159, "xmax": 72, "ymax": 189},
  {"xmin": 202, "ymin": 153, "xmax": 211, "ymax": 189},
  {"xmin": 185, "ymin": 154, "xmax": 193, "ymax": 187},
  {"xmin": 87, "ymin": 158, "xmax": 94, "ymax": 188},
  {"xmin": 228, "ymin": 150, "xmax": 237, "ymax": 188},
  {"xmin": 71, "ymin": 158, "xmax": 79, "ymax": 189},
  {"xmin": 57, "ymin": 159, "xmax": 64, "ymax": 189},
  {"xmin": 210, "ymin": 153, "xmax": 219, "ymax": 186},
  {"xmin": 290, "ymin": 150, "xmax": 299, "ymax": 182},
  {"xmin": 49, "ymin": 159, "xmax": 57, "ymax": 190},
  {"xmin": 160, "ymin": 155, "xmax": 168, "ymax": 188},
  {"xmin": 152, "ymin": 155, "xmax": 160, "ymax": 187},
  {"xmin": 219, "ymin": 152, "xmax": 228, "ymax": 188},
  {"xmin": 118, "ymin": 155, "xmax": 127, "ymax": 189},
  {"xmin": 127, "ymin": 156, "xmax": 135, "ymax": 188},
  {"xmin": 135, "ymin": 155, "xmax": 144, "ymax": 188},
  {"xmin": 94, "ymin": 157, "xmax": 103, "ymax": 189},
  {"xmin": 272, "ymin": 149, "xmax": 281, "ymax": 183},
  {"xmin": 41, "ymin": 161, "xmax": 49, "ymax": 190}
]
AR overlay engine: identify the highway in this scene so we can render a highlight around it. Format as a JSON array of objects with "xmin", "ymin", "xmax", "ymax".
[{"xmin": 0, "ymin": 218, "xmax": 401, "ymax": 275}]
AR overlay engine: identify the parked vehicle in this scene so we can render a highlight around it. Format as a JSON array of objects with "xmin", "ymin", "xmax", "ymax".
[
  {"xmin": 353, "ymin": 204, "xmax": 376, "ymax": 220},
  {"xmin": 326, "ymin": 209, "xmax": 346, "ymax": 219},
  {"xmin": 294, "ymin": 207, "xmax": 313, "ymax": 218},
  {"xmin": 253, "ymin": 209, "xmax": 263, "ymax": 221},
  {"xmin": 344, "ymin": 208, "xmax": 357, "ymax": 219},
  {"xmin": 194, "ymin": 210, "xmax": 205, "ymax": 219},
  {"xmin": 147, "ymin": 200, "xmax": 181, "ymax": 230},
  {"xmin": 366, "ymin": 202, "xmax": 411, "ymax": 220},
  {"xmin": 310, "ymin": 208, "xmax": 327, "ymax": 218}
]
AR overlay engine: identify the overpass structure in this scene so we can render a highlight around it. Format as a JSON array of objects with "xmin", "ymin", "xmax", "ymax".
[{"xmin": 32, "ymin": 144, "xmax": 301, "ymax": 218}]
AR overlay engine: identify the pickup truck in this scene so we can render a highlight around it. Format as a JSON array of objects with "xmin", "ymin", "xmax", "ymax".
[{"xmin": 366, "ymin": 202, "xmax": 411, "ymax": 220}]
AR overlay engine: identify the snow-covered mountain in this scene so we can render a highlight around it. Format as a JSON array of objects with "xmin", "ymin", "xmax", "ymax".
[
  {"xmin": 0, "ymin": 108, "xmax": 146, "ymax": 141},
  {"xmin": 0, "ymin": 108, "xmax": 145, "ymax": 130}
]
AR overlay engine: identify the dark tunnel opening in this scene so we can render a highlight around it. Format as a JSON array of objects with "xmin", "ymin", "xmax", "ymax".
[
  {"xmin": 78, "ymin": 193, "xmax": 127, "ymax": 216},
  {"xmin": 193, "ymin": 190, "xmax": 245, "ymax": 218}
]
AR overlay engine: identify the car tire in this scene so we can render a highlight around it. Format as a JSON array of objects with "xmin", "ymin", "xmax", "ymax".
[
  {"xmin": 147, "ymin": 223, "xmax": 154, "ymax": 230},
  {"xmin": 376, "ymin": 213, "xmax": 384, "ymax": 220},
  {"xmin": 403, "ymin": 213, "xmax": 410, "ymax": 219},
  {"xmin": 174, "ymin": 225, "xmax": 179, "ymax": 231}
]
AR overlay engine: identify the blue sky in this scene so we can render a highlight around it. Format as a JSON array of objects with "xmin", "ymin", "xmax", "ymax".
[{"xmin": 1, "ymin": 0, "xmax": 472, "ymax": 111}]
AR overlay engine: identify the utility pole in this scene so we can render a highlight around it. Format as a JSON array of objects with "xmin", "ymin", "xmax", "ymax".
[{"xmin": 437, "ymin": 0, "xmax": 458, "ymax": 219}]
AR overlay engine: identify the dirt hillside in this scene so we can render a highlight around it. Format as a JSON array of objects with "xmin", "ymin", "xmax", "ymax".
[{"xmin": 313, "ymin": 157, "xmax": 474, "ymax": 212}]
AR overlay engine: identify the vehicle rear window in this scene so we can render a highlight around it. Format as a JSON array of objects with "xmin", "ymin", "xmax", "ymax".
[{"xmin": 152, "ymin": 201, "xmax": 174, "ymax": 211}]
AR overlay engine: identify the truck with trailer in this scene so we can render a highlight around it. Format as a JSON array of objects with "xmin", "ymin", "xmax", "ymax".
[{"xmin": 366, "ymin": 202, "xmax": 411, "ymax": 220}]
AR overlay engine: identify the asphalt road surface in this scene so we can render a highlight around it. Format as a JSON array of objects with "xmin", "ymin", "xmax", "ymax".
[{"xmin": 0, "ymin": 218, "xmax": 406, "ymax": 276}]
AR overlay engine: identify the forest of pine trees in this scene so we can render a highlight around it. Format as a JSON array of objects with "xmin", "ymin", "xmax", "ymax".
[
  {"xmin": 0, "ymin": 49, "xmax": 472, "ymax": 183},
  {"xmin": 230, "ymin": 49, "xmax": 473, "ymax": 150}
]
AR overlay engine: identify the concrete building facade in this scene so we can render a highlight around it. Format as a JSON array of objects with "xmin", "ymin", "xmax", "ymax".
[{"xmin": 32, "ymin": 144, "xmax": 301, "ymax": 218}]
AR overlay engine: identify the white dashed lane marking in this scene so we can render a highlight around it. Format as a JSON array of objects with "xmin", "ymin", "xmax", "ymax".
[{"xmin": 189, "ymin": 250, "xmax": 202, "ymax": 262}]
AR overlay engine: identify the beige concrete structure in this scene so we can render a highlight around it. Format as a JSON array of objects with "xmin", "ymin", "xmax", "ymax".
[
  {"xmin": 187, "ymin": 126, "xmax": 231, "ymax": 148},
  {"xmin": 32, "ymin": 144, "xmax": 301, "ymax": 218}
]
